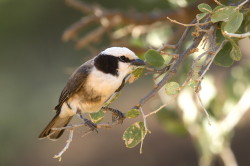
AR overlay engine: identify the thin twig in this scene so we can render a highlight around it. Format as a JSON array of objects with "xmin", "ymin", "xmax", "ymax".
[
  {"xmin": 197, "ymin": 40, "xmax": 226, "ymax": 82},
  {"xmin": 76, "ymin": 25, "xmax": 111, "ymax": 49},
  {"xmin": 140, "ymin": 129, "xmax": 145, "ymax": 154},
  {"xmin": 214, "ymin": 0, "xmax": 223, "ymax": 5},
  {"xmin": 139, "ymin": 107, "xmax": 150, "ymax": 133},
  {"xmin": 145, "ymin": 96, "xmax": 177, "ymax": 118},
  {"xmin": 136, "ymin": 20, "xmax": 210, "ymax": 108},
  {"xmin": 166, "ymin": 17, "xmax": 210, "ymax": 27},
  {"xmin": 196, "ymin": 92, "xmax": 212, "ymax": 125},
  {"xmin": 223, "ymin": 31, "xmax": 250, "ymax": 38},
  {"xmin": 65, "ymin": 0, "xmax": 93, "ymax": 14},
  {"xmin": 235, "ymin": 0, "xmax": 249, "ymax": 10},
  {"xmin": 54, "ymin": 129, "xmax": 74, "ymax": 161},
  {"xmin": 157, "ymin": 43, "xmax": 176, "ymax": 51},
  {"xmin": 53, "ymin": 121, "xmax": 120, "ymax": 132}
]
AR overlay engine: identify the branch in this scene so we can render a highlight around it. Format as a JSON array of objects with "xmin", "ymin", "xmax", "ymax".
[
  {"xmin": 52, "ymin": 120, "xmax": 123, "ymax": 159},
  {"xmin": 138, "ymin": 107, "xmax": 150, "ymax": 133},
  {"xmin": 223, "ymin": 31, "xmax": 250, "ymax": 38},
  {"xmin": 63, "ymin": 0, "xmax": 213, "ymax": 48},
  {"xmin": 53, "ymin": 130, "xmax": 74, "ymax": 161},
  {"xmin": 235, "ymin": 0, "xmax": 250, "ymax": 10},
  {"xmin": 166, "ymin": 17, "xmax": 211, "ymax": 27},
  {"xmin": 214, "ymin": 0, "xmax": 223, "ymax": 5},
  {"xmin": 195, "ymin": 92, "xmax": 211, "ymax": 125},
  {"xmin": 220, "ymin": 87, "xmax": 250, "ymax": 133},
  {"xmin": 135, "ymin": 19, "xmax": 213, "ymax": 109}
]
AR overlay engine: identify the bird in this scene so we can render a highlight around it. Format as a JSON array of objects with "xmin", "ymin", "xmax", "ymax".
[{"xmin": 39, "ymin": 47, "xmax": 145, "ymax": 140}]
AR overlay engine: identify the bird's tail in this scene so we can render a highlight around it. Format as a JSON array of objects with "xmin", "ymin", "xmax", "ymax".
[{"xmin": 38, "ymin": 113, "xmax": 72, "ymax": 140}]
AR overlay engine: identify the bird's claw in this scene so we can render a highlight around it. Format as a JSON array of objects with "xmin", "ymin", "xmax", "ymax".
[
  {"xmin": 84, "ymin": 119, "xmax": 98, "ymax": 133},
  {"xmin": 111, "ymin": 109, "xmax": 125, "ymax": 124}
]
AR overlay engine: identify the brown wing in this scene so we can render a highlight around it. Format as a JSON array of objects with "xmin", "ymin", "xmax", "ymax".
[
  {"xmin": 54, "ymin": 60, "xmax": 93, "ymax": 112},
  {"xmin": 115, "ymin": 77, "xmax": 126, "ymax": 92}
]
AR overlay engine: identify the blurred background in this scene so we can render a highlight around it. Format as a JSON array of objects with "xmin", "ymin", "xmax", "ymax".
[{"xmin": 0, "ymin": 0, "xmax": 249, "ymax": 166}]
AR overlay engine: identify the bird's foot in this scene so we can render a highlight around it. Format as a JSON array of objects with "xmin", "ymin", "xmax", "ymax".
[
  {"xmin": 102, "ymin": 107, "xmax": 125, "ymax": 124},
  {"xmin": 84, "ymin": 118, "xmax": 98, "ymax": 133}
]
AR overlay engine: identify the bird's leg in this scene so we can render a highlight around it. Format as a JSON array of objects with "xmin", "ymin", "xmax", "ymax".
[
  {"xmin": 101, "ymin": 107, "xmax": 125, "ymax": 124},
  {"xmin": 77, "ymin": 110, "xmax": 98, "ymax": 133}
]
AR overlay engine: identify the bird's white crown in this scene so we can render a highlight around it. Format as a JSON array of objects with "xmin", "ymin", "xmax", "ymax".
[{"xmin": 101, "ymin": 47, "xmax": 138, "ymax": 59}]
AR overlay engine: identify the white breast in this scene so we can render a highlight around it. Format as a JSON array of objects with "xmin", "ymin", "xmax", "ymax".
[
  {"xmin": 86, "ymin": 67, "xmax": 123, "ymax": 97},
  {"xmin": 59, "ymin": 64, "xmax": 129, "ymax": 118}
]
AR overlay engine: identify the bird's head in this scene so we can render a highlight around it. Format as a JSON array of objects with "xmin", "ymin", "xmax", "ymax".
[{"xmin": 94, "ymin": 47, "xmax": 145, "ymax": 77}]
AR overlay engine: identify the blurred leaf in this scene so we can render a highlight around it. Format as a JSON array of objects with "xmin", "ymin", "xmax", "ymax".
[
  {"xmin": 224, "ymin": 12, "xmax": 243, "ymax": 33},
  {"xmin": 144, "ymin": 49, "xmax": 165, "ymax": 67},
  {"xmin": 123, "ymin": 122, "xmax": 146, "ymax": 148},
  {"xmin": 198, "ymin": 3, "xmax": 212, "ymax": 13},
  {"xmin": 214, "ymin": 42, "xmax": 234, "ymax": 67},
  {"xmin": 165, "ymin": 82, "xmax": 180, "ymax": 95},
  {"xmin": 126, "ymin": 109, "xmax": 140, "ymax": 118},
  {"xmin": 197, "ymin": 13, "xmax": 207, "ymax": 20},
  {"xmin": 192, "ymin": 72, "xmax": 199, "ymax": 80},
  {"xmin": 89, "ymin": 110, "xmax": 104, "ymax": 123},
  {"xmin": 189, "ymin": 80, "xmax": 199, "ymax": 89},
  {"xmin": 230, "ymin": 40, "xmax": 242, "ymax": 61},
  {"xmin": 211, "ymin": 6, "xmax": 237, "ymax": 23}
]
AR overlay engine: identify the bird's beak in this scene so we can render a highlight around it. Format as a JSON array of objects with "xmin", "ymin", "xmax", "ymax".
[{"xmin": 130, "ymin": 59, "xmax": 145, "ymax": 66}]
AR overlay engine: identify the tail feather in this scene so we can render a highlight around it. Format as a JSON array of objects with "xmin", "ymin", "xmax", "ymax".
[{"xmin": 39, "ymin": 113, "xmax": 72, "ymax": 140}]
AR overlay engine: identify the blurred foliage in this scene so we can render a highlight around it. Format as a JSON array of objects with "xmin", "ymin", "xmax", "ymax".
[{"xmin": 157, "ymin": 108, "xmax": 188, "ymax": 135}]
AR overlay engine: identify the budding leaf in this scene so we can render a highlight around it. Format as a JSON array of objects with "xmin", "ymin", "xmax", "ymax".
[
  {"xmin": 198, "ymin": 3, "xmax": 212, "ymax": 13},
  {"xmin": 144, "ymin": 49, "xmax": 165, "ymax": 67},
  {"xmin": 214, "ymin": 42, "xmax": 234, "ymax": 67},
  {"xmin": 89, "ymin": 110, "xmax": 104, "ymax": 123},
  {"xmin": 123, "ymin": 122, "xmax": 146, "ymax": 148},
  {"xmin": 165, "ymin": 82, "xmax": 180, "ymax": 95},
  {"xmin": 211, "ymin": 6, "xmax": 237, "ymax": 23},
  {"xmin": 224, "ymin": 12, "xmax": 243, "ymax": 33},
  {"xmin": 230, "ymin": 40, "xmax": 242, "ymax": 61},
  {"xmin": 126, "ymin": 109, "xmax": 140, "ymax": 118}
]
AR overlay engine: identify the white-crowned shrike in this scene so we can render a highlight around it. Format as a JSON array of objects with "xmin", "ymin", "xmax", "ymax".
[{"xmin": 39, "ymin": 47, "xmax": 145, "ymax": 140}]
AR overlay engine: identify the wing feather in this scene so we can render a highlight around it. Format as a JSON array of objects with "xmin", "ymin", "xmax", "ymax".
[{"xmin": 54, "ymin": 60, "xmax": 93, "ymax": 112}]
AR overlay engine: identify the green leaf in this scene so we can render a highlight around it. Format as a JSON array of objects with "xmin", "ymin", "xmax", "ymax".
[
  {"xmin": 131, "ymin": 67, "xmax": 144, "ymax": 79},
  {"xmin": 224, "ymin": 12, "xmax": 244, "ymax": 33},
  {"xmin": 103, "ymin": 92, "xmax": 121, "ymax": 107},
  {"xmin": 126, "ymin": 109, "xmax": 140, "ymax": 118},
  {"xmin": 213, "ymin": 5, "xmax": 224, "ymax": 11},
  {"xmin": 230, "ymin": 40, "xmax": 242, "ymax": 61},
  {"xmin": 144, "ymin": 49, "xmax": 165, "ymax": 67},
  {"xmin": 197, "ymin": 13, "xmax": 207, "ymax": 20},
  {"xmin": 89, "ymin": 110, "xmax": 104, "ymax": 123},
  {"xmin": 214, "ymin": 42, "xmax": 234, "ymax": 67},
  {"xmin": 198, "ymin": 3, "xmax": 212, "ymax": 13},
  {"xmin": 211, "ymin": 6, "xmax": 237, "ymax": 23},
  {"xmin": 123, "ymin": 122, "xmax": 147, "ymax": 148},
  {"xmin": 216, "ymin": 28, "xmax": 225, "ymax": 43},
  {"xmin": 165, "ymin": 82, "xmax": 180, "ymax": 95}
]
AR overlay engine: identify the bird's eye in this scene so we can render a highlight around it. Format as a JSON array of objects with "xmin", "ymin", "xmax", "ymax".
[{"xmin": 119, "ymin": 56, "xmax": 130, "ymax": 62}]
